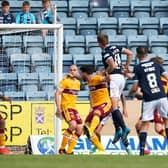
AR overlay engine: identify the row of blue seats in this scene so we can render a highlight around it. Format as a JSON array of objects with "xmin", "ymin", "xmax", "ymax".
[
  {"xmin": 8, "ymin": 0, "xmax": 168, "ymax": 18},
  {"xmin": 0, "ymin": 35, "xmax": 52, "ymax": 49},
  {"xmin": 0, "ymin": 53, "xmax": 52, "ymax": 73},
  {"xmin": 0, "ymin": 72, "xmax": 55, "ymax": 92},
  {"xmin": 3, "ymin": 90, "xmax": 89, "ymax": 101},
  {"xmin": 61, "ymin": 17, "xmax": 168, "ymax": 36},
  {"xmin": 64, "ymin": 35, "xmax": 168, "ymax": 54}
]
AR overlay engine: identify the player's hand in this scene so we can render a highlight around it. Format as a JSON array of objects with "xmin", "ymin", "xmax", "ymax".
[
  {"xmin": 104, "ymin": 72, "xmax": 111, "ymax": 82},
  {"xmin": 4, "ymin": 97, "xmax": 12, "ymax": 104},
  {"xmin": 123, "ymin": 109, "xmax": 128, "ymax": 118},
  {"xmin": 67, "ymin": 73, "xmax": 74, "ymax": 78},
  {"xmin": 56, "ymin": 108, "xmax": 63, "ymax": 119}
]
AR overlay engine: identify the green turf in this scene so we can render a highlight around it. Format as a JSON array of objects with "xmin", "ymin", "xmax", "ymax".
[{"xmin": 0, "ymin": 155, "xmax": 168, "ymax": 168}]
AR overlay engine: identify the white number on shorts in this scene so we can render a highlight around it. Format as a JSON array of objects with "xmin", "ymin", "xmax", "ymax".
[{"xmin": 147, "ymin": 73, "xmax": 158, "ymax": 88}]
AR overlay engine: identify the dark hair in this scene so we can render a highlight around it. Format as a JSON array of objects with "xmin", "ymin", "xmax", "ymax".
[
  {"xmin": 136, "ymin": 46, "xmax": 148, "ymax": 58},
  {"xmin": 22, "ymin": 1, "xmax": 30, "ymax": 6},
  {"xmin": 80, "ymin": 65, "xmax": 95, "ymax": 75},
  {"xmin": 42, "ymin": 0, "xmax": 51, "ymax": 3},
  {"xmin": 97, "ymin": 33, "xmax": 108, "ymax": 45},
  {"xmin": 1, "ymin": 0, "xmax": 9, "ymax": 7}
]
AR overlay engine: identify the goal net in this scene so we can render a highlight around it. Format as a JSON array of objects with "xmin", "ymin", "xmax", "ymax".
[{"xmin": 0, "ymin": 24, "xmax": 63, "ymax": 154}]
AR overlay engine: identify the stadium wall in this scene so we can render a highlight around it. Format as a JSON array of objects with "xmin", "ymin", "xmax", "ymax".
[{"xmin": 0, "ymin": 100, "xmax": 158, "ymax": 146}]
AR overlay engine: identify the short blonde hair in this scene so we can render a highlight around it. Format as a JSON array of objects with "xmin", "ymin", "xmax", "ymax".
[
  {"xmin": 97, "ymin": 33, "xmax": 108, "ymax": 46},
  {"xmin": 150, "ymin": 56, "xmax": 164, "ymax": 65}
]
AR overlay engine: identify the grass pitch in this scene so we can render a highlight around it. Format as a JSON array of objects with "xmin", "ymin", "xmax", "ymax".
[{"xmin": 0, "ymin": 155, "xmax": 167, "ymax": 168}]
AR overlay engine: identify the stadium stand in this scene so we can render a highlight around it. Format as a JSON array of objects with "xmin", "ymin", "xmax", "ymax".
[
  {"xmin": 10, "ymin": 53, "xmax": 31, "ymax": 73},
  {"xmin": 130, "ymin": 0, "xmax": 151, "ymax": 18},
  {"xmin": 139, "ymin": 17, "xmax": 159, "ymax": 36},
  {"xmin": 1, "ymin": 0, "xmax": 168, "ymax": 101}
]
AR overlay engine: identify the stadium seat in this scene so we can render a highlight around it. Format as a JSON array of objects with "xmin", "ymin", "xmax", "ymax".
[
  {"xmin": 151, "ymin": 0, "xmax": 168, "ymax": 17},
  {"xmin": 109, "ymin": 0, "xmax": 130, "ymax": 18},
  {"xmin": 0, "ymin": 52, "xmax": 10, "ymax": 73},
  {"xmin": 60, "ymin": 18, "xmax": 76, "ymax": 36},
  {"xmin": 23, "ymin": 35, "xmax": 44, "ymax": 50},
  {"xmin": 10, "ymin": 53, "xmax": 31, "ymax": 73},
  {"xmin": 108, "ymin": 35, "xmax": 127, "ymax": 48},
  {"xmin": 26, "ymin": 91, "xmax": 47, "ymax": 101},
  {"xmin": 8, "ymin": 1, "xmax": 22, "ymax": 13},
  {"xmin": 127, "ymin": 35, "xmax": 148, "ymax": 54},
  {"xmin": 139, "ymin": 17, "xmax": 159, "ymax": 36},
  {"xmin": 160, "ymin": 17, "xmax": 168, "ymax": 35},
  {"xmin": 78, "ymin": 90, "xmax": 89, "ymax": 101},
  {"xmin": 5, "ymin": 47, "xmax": 22, "ymax": 56},
  {"xmin": 54, "ymin": 0, "xmax": 68, "ymax": 14},
  {"xmin": 148, "ymin": 35, "xmax": 168, "ymax": 54},
  {"xmin": 118, "ymin": 18, "xmax": 139, "ymax": 35},
  {"xmin": 47, "ymin": 91, "xmax": 55, "ymax": 101},
  {"xmin": 73, "ymin": 54, "xmax": 94, "ymax": 66},
  {"xmin": 0, "ymin": 73, "xmax": 17, "ymax": 92},
  {"xmin": 130, "ymin": 0, "xmax": 150, "ymax": 17},
  {"xmin": 94, "ymin": 54, "xmax": 104, "ymax": 70},
  {"xmin": 31, "ymin": 53, "xmax": 52, "ymax": 73},
  {"xmin": 85, "ymin": 35, "xmax": 101, "ymax": 54},
  {"xmin": 26, "ymin": 47, "xmax": 43, "ymax": 55},
  {"xmin": 97, "ymin": 17, "xmax": 117, "ymax": 35},
  {"xmin": 89, "ymin": 0, "xmax": 109, "ymax": 18},
  {"xmin": 28, "ymin": 1, "xmax": 42, "ymax": 13},
  {"xmin": 63, "ymin": 54, "xmax": 73, "ymax": 72},
  {"xmin": 18, "ymin": 73, "xmax": 39, "ymax": 92},
  {"xmin": 147, "ymin": 53, "xmax": 157, "ymax": 60},
  {"xmin": 4, "ymin": 91, "xmax": 25, "ymax": 101},
  {"xmin": 57, "ymin": 12, "xmax": 67, "ymax": 18},
  {"xmin": 68, "ymin": 0, "xmax": 89, "ymax": 18},
  {"xmin": 77, "ymin": 18, "xmax": 97, "ymax": 35},
  {"xmin": 2, "ymin": 35, "xmax": 22, "ymax": 48},
  {"xmin": 39, "ymin": 73, "xmax": 55, "ymax": 91},
  {"xmin": 64, "ymin": 35, "xmax": 85, "ymax": 54},
  {"xmin": 44, "ymin": 35, "xmax": 55, "ymax": 49}
]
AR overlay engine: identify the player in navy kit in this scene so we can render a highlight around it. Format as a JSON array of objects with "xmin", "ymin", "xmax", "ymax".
[
  {"xmin": 131, "ymin": 47, "xmax": 168, "ymax": 156},
  {"xmin": 97, "ymin": 33, "xmax": 133, "ymax": 144}
]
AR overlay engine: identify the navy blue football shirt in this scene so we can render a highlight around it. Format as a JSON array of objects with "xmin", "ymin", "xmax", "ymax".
[
  {"xmin": 101, "ymin": 45, "xmax": 123, "ymax": 74},
  {"xmin": 134, "ymin": 59, "xmax": 166, "ymax": 102}
]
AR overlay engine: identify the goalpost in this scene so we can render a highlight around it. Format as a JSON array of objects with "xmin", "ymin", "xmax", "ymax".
[{"xmin": 0, "ymin": 24, "xmax": 63, "ymax": 154}]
